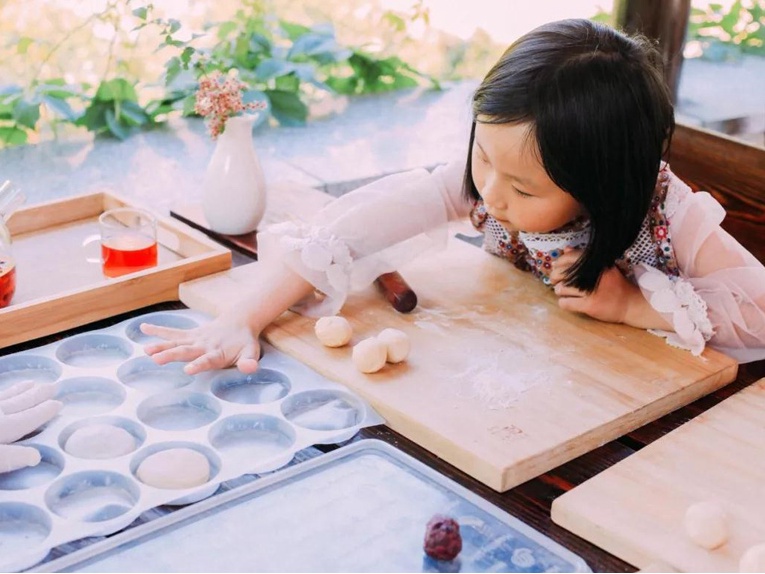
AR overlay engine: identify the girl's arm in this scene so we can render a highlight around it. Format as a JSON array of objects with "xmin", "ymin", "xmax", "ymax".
[
  {"xmin": 634, "ymin": 174, "xmax": 765, "ymax": 363},
  {"xmin": 144, "ymin": 160, "xmax": 470, "ymax": 373}
]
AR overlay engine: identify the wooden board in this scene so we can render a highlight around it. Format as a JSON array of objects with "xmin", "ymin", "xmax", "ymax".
[
  {"xmin": 179, "ymin": 221, "xmax": 738, "ymax": 492},
  {"xmin": 551, "ymin": 378, "xmax": 765, "ymax": 572},
  {"xmin": 0, "ymin": 191, "xmax": 231, "ymax": 348}
]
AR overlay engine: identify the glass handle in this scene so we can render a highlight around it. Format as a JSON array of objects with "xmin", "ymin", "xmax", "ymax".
[{"xmin": 0, "ymin": 180, "xmax": 26, "ymax": 220}]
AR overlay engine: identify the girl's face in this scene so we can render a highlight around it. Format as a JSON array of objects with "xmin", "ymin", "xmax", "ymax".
[{"xmin": 471, "ymin": 121, "xmax": 584, "ymax": 233}]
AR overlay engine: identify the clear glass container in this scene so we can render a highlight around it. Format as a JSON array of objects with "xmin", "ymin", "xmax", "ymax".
[{"xmin": 0, "ymin": 180, "xmax": 25, "ymax": 308}]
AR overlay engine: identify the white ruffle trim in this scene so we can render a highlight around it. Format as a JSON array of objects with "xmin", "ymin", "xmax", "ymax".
[
  {"xmin": 264, "ymin": 221, "xmax": 354, "ymax": 316},
  {"xmin": 637, "ymin": 268, "xmax": 715, "ymax": 356}
]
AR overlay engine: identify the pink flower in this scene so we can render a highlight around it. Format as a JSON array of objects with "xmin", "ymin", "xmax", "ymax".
[{"xmin": 194, "ymin": 70, "xmax": 266, "ymax": 139}]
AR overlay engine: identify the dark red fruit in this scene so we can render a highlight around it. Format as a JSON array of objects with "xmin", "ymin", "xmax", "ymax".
[{"xmin": 423, "ymin": 514, "xmax": 462, "ymax": 561}]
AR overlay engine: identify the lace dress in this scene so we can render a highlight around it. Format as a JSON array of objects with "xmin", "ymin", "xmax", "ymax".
[{"xmin": 258, "ymin": 160, "xmax": 765, "ymax": 363}]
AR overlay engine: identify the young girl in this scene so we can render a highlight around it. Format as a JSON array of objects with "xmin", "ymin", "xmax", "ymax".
[{"xmin": 142, "ymin": 18, "xmax": 765, "ymax": 372}]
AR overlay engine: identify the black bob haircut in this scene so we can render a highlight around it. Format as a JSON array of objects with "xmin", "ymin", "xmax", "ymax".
[{"xmin": 463, "ymin": 18, "xmax": 675, "ymax": 292}]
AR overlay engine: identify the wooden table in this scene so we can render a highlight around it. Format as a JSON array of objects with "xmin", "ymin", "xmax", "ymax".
[{"xmin": 4, "ymin": 200, "xmax": 762, "ymax": 573}]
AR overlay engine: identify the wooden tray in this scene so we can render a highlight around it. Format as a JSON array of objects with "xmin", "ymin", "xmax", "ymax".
[
  {"xmin": 551, "ymin": 378, "xmax": 765, "ymax": 572},
  {"xmin": 0, "ymin": 191, "xmax": 231, "ymax": 348}
]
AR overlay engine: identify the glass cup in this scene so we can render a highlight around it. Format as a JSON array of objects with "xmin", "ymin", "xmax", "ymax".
[{"xmin": 99, "ymin": 207, "xmax": 158, "ymax": 278}]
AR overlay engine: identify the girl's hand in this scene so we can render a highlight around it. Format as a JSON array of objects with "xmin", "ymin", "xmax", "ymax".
[
  {"xmin": 549, "ymin": 248, "xmax": 637, "ymax": 324},
  {"xmin": 141, "ymin": 319, "xmax": 261, "ymax": 375}
]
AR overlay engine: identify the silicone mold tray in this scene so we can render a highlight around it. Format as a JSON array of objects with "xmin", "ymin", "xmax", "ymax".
[
  {"xmin": 37, "ymin": 439, "xmax": 590, "ymax": 572},
  {"xmin": 0, "ymin": 309, "xmax": 383, "ymax": 572}
]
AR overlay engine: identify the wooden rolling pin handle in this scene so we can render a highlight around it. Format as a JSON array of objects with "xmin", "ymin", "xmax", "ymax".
[{"xmin": 375, "ymin": 271, "xmax": 418, "ymax": 313}]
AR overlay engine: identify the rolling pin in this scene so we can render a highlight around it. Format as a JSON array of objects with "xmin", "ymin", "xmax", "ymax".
[{"xmin": 375, "ymin": 271, "xmax": 417, "ymax": 313}]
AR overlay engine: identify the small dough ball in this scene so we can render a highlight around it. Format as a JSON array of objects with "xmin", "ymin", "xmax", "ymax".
[
  {"xmin": 65, "ymin": 424, "xmax": 136, "ymax": 459},
  {"xmin": 377, "ymin": 328, "xmax": 411, "ymax": 363},
  {"xmin": 352, "ymin": 337, "xmax": 387, "ymax": 374},
  {"xmin": 314, "ymin": 316, "xmax": 353, "ymax": 348},
  {"xmin": 684, "ymin": 500, "xmax": 729, "ymax": 549},
  {"xmin": 137, "ymin": 448, "xmax": 210, "ymax": 489},
  {"xmin": 740, "ymin": 543, "xmax": 765, "ymax": 572}
]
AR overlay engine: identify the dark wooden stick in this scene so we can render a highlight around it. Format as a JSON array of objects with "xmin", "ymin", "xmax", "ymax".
[{"xmin": 375, "ymin": 271, "xmax": 417, "ymax": 313}]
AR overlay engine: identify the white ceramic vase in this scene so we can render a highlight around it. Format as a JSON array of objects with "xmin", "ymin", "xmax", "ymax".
[{"xmin": 201, "ymin": 115, "xmax": 267, "ymax": 235}]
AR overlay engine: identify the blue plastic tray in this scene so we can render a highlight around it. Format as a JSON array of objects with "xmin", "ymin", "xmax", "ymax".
[{"xmin": 37, "ymin": 439, "xmax": 590, "ymax": 572}]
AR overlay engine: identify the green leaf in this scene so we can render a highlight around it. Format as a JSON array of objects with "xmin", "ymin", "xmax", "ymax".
[
  {"xmin": 12, "ymin": 100, "xmax": 40, "ymax": 129},
  {"xmin": 37, "ymin": 80, "xmax": 81, "ymax": 99},
  {"xmin": 17, "ymin": 37, "xmax": 33, "ymax": 54},
  {"xmin": 165, "ymin": 57, "xmax": 182, "ymax": 85},
  {"xmin": 249, "ymin": 33, "xmax": 272, "ymax": 55},
  {"xmin": 254, "ymin": 58, "xmax": 297, "ymax": 80},
  {"xmin": 0, "ymin": 126, "xmax": 28, "ymax": 146},
  {"xmin": 132, "ymin": 6, "xmax": 148, "ymax": 20},
  {"xmin": 217, "ymin": 21, "xmax": 237, "ymax": 39},
  {"xmin": 77, "ymin": 101, "xmax": 109, "ymax": 131},
  {"xmin": 274, "ymin": 74, "xmax": 299, "ymax": 92},
  {"xmin": 119, "ymin": 100, "xmax": 149, "ymax": 126},
  {"xmin": 95, "ymin": 79, "xmax": 138, "ymax": 102},
  {"xmin": 42, "ymin": 95, "xmax": 76, "ymax": 120},
  {"xmin": 180, "ymin": 46, "xmax": 194, "ymax": 66},
  {"xmin": 104, "ymin": 108, "xmax": 129, "ymax": 139},
  {"xmin": 288, "ymin": 33, "xmax": 339, "ymax": 59},
  {"xmin": 265, "ymin": 89, "xmax": 307, "ymax": 126},
  {"xmin": 279, "ymin": 20, "xmax": 311, "ymax": 41},
  {"xmin": 166, "ymin": 19, "xmax": 181, "ymax": 34}
]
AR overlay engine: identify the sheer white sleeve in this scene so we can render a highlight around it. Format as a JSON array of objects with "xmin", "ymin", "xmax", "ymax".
[
  {"xmin": 635, "ymin": 173, "xmax": 765, "ymax": 363},
  {"xmin": 257, "ymin": 160, "xmax": 470, "ymax": 316}
]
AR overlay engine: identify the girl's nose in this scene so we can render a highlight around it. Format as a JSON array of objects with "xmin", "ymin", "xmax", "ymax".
[{"xmin": 481, "ymin": 178, "xmax": 507, "ymax": 211}]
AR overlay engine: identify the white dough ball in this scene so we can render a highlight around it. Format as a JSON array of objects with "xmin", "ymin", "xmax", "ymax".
[
  {"xmin": 65, "ymin": 424, "xmax": 136, "ymax": 459},
  {"xmin": 137, "ymin": 448, "xmax": 210, "ymax": 489},
  {"xmin": 684, "ymin": 500, "xmax": 729, "ymax": 549},
  {"xmin": 314, "ymin": 316, "xmax": 353, "ymax": 348},
  {"xmin": 739, "ymin": 543, "xmax": 765, "ymax": 572},
  {"xmin": 352, "ymin": 337, "xmax": 387, "ymax": 374},
  {"xmin": 377, "ymin": 328, "xmax": 410, "ymax": 363}
]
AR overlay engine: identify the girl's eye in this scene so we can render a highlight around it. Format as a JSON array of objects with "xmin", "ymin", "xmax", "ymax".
[{"xmin": 515, "ymin": 188, "xmax": 532, "ymax": 198}]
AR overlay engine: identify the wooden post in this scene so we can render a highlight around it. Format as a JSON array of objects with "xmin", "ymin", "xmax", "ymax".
[{"xmin": 614, "ymin": 0, "xmax": 692, "ymax": 103}]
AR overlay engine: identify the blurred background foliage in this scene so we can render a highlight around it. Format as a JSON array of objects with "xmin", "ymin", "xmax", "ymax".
[
  {"xmin": 1, "ymin": 0, "xmax": 761, "ymax": 147},
  {"xmin": 0, "ymin": 0, "xmax": 507, "ymax": 146}
]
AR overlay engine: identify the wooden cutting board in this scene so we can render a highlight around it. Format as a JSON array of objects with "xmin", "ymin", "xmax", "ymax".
[
  {"xmin": 551, "ymin": 378, "xmax": 765, "ymax": 572},
  {"xmin": 179, "ymin": 199, "xmax": 738, "ymax": 491}
]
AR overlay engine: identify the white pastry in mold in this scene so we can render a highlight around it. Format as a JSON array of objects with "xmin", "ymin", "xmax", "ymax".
[
  {"xmin": 137, "ymin": 448, "xmax": 210, "ymax": 489},
  {"xmin": 65, "ymin": 424, "xmax": 136, "ymax": 459},
  {"xmin": 740, "ymin": 543, "xmax": 765, "ymax": 573}
]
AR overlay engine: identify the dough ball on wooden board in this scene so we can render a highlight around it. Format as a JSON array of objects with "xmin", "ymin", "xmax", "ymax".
[
  {"xmin": 683, "ymin": 500, "xmax": 729, "ymax": 549},
  {"xmin": 352, "ymin": 337, "xmax": 388, "ymax": 374},
  {"xmin": 314, "ymin": 316, "xmax": 353, "ymax": 347},
  {"xmin": 377, "ymin": 328, "xmax": 410, "ymax": 363},
  {"xmin": 740, "ymin": 543, "xmax": 765, "ymax": 572},
  {"xmin": 137, "ymin": 448, "xmax": 210, "ymax": 489},
  {"xmin": 65, "ymin": 424, "xmax": 136, "ymax": 459}
]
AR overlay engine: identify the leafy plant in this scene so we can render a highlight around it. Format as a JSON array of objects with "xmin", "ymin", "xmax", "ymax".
[
  {"xmin": 0, "ymin": 0, "xmax": 439, "ymax": 147},
  {"xmin": 687, "ymin": 0, "xmax": 765, "ymax": 60}
]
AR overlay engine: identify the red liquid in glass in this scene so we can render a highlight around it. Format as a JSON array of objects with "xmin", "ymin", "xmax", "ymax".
[
  {"xmin": 0, "ymin": 262, "xmax": 16, "ymax": 309},
  {"xmin": 101, "ymin": 234, "xmax": 158, "ymax": 278}
]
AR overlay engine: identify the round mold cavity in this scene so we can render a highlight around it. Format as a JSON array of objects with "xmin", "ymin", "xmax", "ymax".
[
  {"xmin": 0, "ymin": 503, "xmax": 52, "ymax": 569},
  {"xmin": 45, "ymin": 471, "xmax": 140, "ymax": 523},
  {"xmin": 58, "ymin": 416, "xmax": 145, "ymax": 460},
  {"xmin": 0, "ymin": 445, "xmax": 64, "ymax": 491},
  {"xmin": 280, "ymin": 389, "xmax": 364, "ymax": 431},
  {"xmin": 137, "ymin": 391, "xmax": 220, "ymax": 431},
  {"xmin": 210, "ymin": 368, "xmax": 290, "ymax": 405},
  {"xmin": 55, "ymin": 334, "xmax": 133, "ymax": 368},
  {"xmin": 125, "ymin": 313, "xmax": 199, "ymax": 345},
  {"xmin": 117, "ymin": 357, "xmax": 193, "ymax": 394},
  {"xmin": 130, "ymin": 441, "xmax": 221, "ymax": 490},
  {"xmin": 56, "ymin": 377, "xmax": 126, "ymax": 416},
  {"xmin": 0, "ymin": 355, "xmax": 61, "ymax": 392},
  {"xmin": 208, "ymin": 414, "xmax": 296, "ymax": 461}
]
